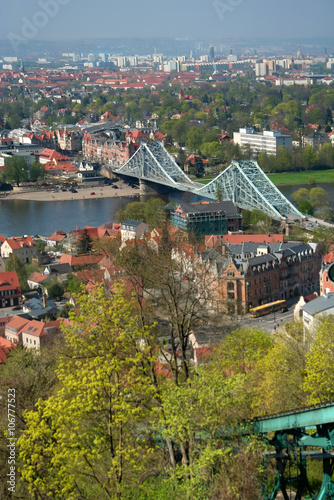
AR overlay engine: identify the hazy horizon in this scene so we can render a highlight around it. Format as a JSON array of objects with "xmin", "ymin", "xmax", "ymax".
[{"xmin": 1, "ymin": 0, "xmax": 333, "ymax": 44}]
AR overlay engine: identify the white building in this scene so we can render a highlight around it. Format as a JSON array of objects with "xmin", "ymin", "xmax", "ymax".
[
  {"xmin": 121, "ymin": 220, "xmax": 150, "ymax": 243},
  {"xmin": 301, "ymin": 293, "xmax": 334, "ymax": 333},
  {"xmin": 233, "ymin": 128, "xmax": 292, "ymax": 155},
  {"xmin": 255, "ymin": 62, "xmax": 268, "ymax": 77}
]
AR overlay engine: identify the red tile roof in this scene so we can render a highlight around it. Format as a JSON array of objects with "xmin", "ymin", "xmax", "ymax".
[
  {"xmin": 5, "ymin": 236, "xmax": 36, "ymax": 250},
  {"xmin": 0, "ymin": 271, "xmax": 21, "ymax": 293},
  {"xmin": 205, "ymin": 234, "xmax": 284, "ymax": 247},
  {"xmin": 47, "ymin": 230, "xmax": 67, "ymax": 242},
  {"xmin": 0, "ymin": 337, "xmax": 16, "ymax": 364}
]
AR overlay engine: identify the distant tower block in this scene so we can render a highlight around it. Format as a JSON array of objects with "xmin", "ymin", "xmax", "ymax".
[
  {"xmin": 209, "ymin": 46, "xmax": 215, "ymax": 61},
  {"xmin": 297, "ymin": 46, "xmax": 303, "ymax": 59}
]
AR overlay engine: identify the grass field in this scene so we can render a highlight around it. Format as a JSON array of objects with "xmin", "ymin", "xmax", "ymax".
[
  {"xmin": 267, "ymin": 170, "xmax": 334, "ymax": 186},
  {"xmin": 195, "ymin": 177, "xmax": 215, "ymax": 185},
  {"xmin": 195, "ymin": 170, "xmax": 334, "ymax": 187}
]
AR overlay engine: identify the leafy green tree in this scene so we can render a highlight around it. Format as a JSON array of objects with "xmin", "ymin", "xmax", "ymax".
[
  {"xmin": 5, "ymin": 254, "xmax": 28, "ymax": 292},
  {"xmin": 304, "ymin": 317, "xmax": 334, "ymax": 404},
  {"xmin": 77, "ymin": 228, "xmax": 93, "ymax": 254},
  {"xmin": 299, "ymin": 200, "xmax": 314, "ymax": 216},
  {"xmin": 116, "ymin": 201, "xmax": 146, "ymax": 224},
  {"xmin": 292, "ymin": 187, "xmax": 309, "ymax": 205},
  {"xmin": 65, "ymin": 274, "xmax": 82, "ymax": 295},
  {"xmin": 29, "ymin": 162, "xmax": 45, "ymax": 182},
  {"xmin": 303, "ymin": 145, "xmax": 318, "ymax": 170},
  {"xmin": 309, "ymin": 187, "xmax": 330, "ymax": 209},
  {"xmin": 19, "ymin": 285, "xmax": 158, "ymax": 499},
  {"xmin": 3, "ymin": 156, "xmax": 29, "ymax": 186},
  {"xmin": 318, "ymin": 143, "xmax": 334, "ymax": 168},
  {"xmin": 143, "ymin": 197, "xmax": 166, "ymax": 228},
  {"xmin": 186, "ymin": 127, "xmax": 203, "ymax": 153},
  {"xmin": 253, "ymin": 322, "xmax": 308, "ymax": 415},
  {"xmin": 45, "ymin": 279, "xmax": 64, "ymax": 300}
]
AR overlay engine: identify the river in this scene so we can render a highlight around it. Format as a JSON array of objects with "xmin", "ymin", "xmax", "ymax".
[{"xmin": 1, "ymin": 183, "xmax": 334, "ymax": 238}]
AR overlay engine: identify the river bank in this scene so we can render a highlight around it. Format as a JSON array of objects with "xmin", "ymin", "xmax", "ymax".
[{"xmin": 1, "ymin": 183, "xmax": 140, "ymax": 202}]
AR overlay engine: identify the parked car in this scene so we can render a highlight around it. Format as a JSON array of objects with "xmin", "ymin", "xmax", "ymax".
[
  {"xmin": 69, "ymin": 188, "xmax": 77, "ymax": 193},
  {"xmin": 90, "ymin": 192, "xmax": 96, "ymax": 195},
  {"xmin": 112, "ymin": 185, "xmax": 118, "ymax": 189},
  {"xmin": 302, "ymin": 217, "xmax": 309, "ymax": 221}
]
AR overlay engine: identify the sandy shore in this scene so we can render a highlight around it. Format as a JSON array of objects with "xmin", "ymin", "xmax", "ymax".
[{"xmin": 2, "ymin": 183, "xmax": 141, "ymax": 202}]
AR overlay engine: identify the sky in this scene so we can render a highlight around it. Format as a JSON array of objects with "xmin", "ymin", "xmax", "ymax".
[{"xmin": 0, "ymin": 0, "xmax": 333, "ymax": 42}]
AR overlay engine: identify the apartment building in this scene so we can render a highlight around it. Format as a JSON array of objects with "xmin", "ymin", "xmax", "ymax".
[{"xmin": 233, "ymin": 128, "xmax": 292, "ymax": 155}]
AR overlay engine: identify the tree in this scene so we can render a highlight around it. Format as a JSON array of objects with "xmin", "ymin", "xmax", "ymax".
[
  {"xmin": 18, "ymin": 285, "xmax": 158, "ymax": 499},
  {"xmin": 309, "ymin": 187, "xmax": 330, "ymax": 209},
  {"xmin": 303, "ymin": 145, "xmax": 317, "ymax": 170},
  {"xmin": 253, "ymin": 322, "xmax": 308, "ymax": 415},
  {"xmin": 116, "ymin": 201, "xmax": 146, "ymax": 224},
  {"xmin": 45, "ymin": 278, "xmax": 64, "ymax": 300},
  {"xmin": 304, "ymin": 317, "xmax": 334, "ymax": 404},
  {"xmin": 77, "ymin": 228, "xmax": 93, "ymax": 254},
  {"xmin": 186, "ymin": 127, "xmax": 203, "ymax": 153},
  {"xmin": 292, "ymin": 187, "xmax": 309, "ymax": 205},
  {"xmin": 3, "ymin": 156, "xmax": 29, "ymax": 186},
  {"xmin": 299, "ymin": 200, "xmax": 314, "ymax": 216},
  {"xmin": 143, "ymin": 197, "xmax": 166, "ymax": 229},
  {"xmin": 216, "ymin": 183, "xmax": 223, "ymax": 202},
  {"xmin": 5, "ymin": 254, "xmax": 28, "ymax": 292},
  {"xmin": 29, "ymin": 162, "xmax": 45, "ymax": 182}
]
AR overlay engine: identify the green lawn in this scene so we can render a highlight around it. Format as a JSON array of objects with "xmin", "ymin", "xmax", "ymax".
[
  {"xmin": 268, "ymin": 170, "xmax": 334, "ymax": 186},
  {"xmin": 196, "ymin": 177, "xmax": 216, "ymax": 185}
]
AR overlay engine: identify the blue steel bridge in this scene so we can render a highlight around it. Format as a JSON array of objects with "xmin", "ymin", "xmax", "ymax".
[{"xmin": 111, "ymin": 141, "xmax": 302, "ymax": 221}]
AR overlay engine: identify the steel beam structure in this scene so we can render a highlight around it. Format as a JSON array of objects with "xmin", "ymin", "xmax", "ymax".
[
  {"xmin": 251, "ymin": 402, "xmax": 334, "ymax": 499},
  {"xmin": 197, "ymin": 160, "xmax": 302, "ymax": 219},
  {"xmin": 113, "ymin": 143, "xmax": 302, "ymax": 220}
]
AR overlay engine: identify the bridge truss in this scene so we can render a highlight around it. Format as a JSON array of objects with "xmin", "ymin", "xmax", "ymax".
[
  {"xmin": 113, "ymin": 142, "xmax": 302, "ymax": 220},
  {"xmin": 251, "ymin": 401, "xmax": 334, "ymax": 499}
]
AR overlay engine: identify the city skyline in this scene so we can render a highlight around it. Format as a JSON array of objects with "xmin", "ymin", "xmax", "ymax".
[{"xmin": 1, "ymin": 0, "xmax": 333, "ymax": 44}]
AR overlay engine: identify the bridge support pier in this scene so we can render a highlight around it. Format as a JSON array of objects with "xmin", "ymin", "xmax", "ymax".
[{"xmin": 139, "ymin": 180, "xmax": 156, "ymax": 194}]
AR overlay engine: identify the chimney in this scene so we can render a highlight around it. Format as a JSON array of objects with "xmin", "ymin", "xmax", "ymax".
[
  {"xmin": 42, "ymin": 293, "xmax": 47, "ymax": 308},
  {"xmin": 222, "ymin": 245, "xmax": 226, "ymax": 257}
]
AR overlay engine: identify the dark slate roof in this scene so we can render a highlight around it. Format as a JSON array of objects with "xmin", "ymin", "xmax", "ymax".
[
  {"xmin": 302, "ymin": 293, "xmax": 334, "ymax": 315},
  {"xmin": 47, "ymin": 263, "xmax": 71, "ymax": 275},
  {"xmin": 122, "ymin": 220, "xmax": 143, "ymax": 228},
  {"xmin": 248, "ymin": 254, "xmax": 277, "ymax": 267},
  {"xmin": 179, "ymin": 201, "xmax": 239, "ymax": 216}
]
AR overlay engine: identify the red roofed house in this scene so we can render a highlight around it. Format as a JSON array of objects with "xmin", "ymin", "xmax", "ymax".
[
  {"xmin": 205, "ymin": 234, "xmax": 284, "ymax": 248},
  {"xmin": 4, "ymin": 316, "xmax": 30, "ymax": 343},
  {"xmin": 184, "ymin": 154, "xmax": 209, "ymax": 174},
  {"xmin": 22, "ymin": 319, "xmax": 61, "ymax": 349},
  {"xmin": 47, "ymin": 230, "xmax": 67, "ymax": 247},
  {"xmin": 4, "ymin": 316, "xmax": 61, "ymax": 349},
  {"xmin": 0, "ymin": 337, "xmax": 16, "ymax": 364},
  {"xmin": 27, "ymin": 272, "xmax": 52, "ymax": 290},
  {"xmin": 125, "ymin": 129, "xmax": 149, "ymax": 144},
  {"xmin": 59, "ymin": 253, "xmax": 103, "ymax": 269},
  {"xmin": 1, "ymin": 236, "xmax": 36, "ymax": 263},
  {"xmin": 0, "ymin": 271, "xmax": 22, "ymax": 309},
  {"xmin": 38, "ymin": 148, "xmax": 70, "ymax": 165}
]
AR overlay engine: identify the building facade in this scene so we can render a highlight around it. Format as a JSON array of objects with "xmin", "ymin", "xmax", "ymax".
[
  {"xmin": 172, "ymin": 201, "xmax": 242, "ymax": 237},
  {"xmin": 0, "ymin": 271, "xmax": 22, "ymax": 309},
  {"xmin": 186, "ymin": 241, "xmax": 321, "ymax": 313},
  {"xmin": 1, "ymin": 236, "xmax": 36, "ymax": 263},
  {"xmin": 233, "ymin": 128, "xmax": 292, "ymax": 155}
]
